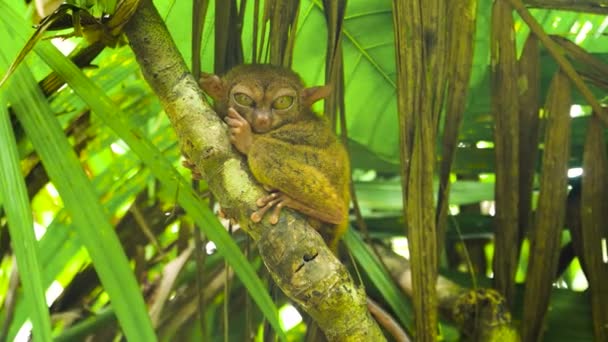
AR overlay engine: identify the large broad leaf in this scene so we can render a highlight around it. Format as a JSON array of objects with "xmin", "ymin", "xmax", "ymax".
[
  {"xmin": 354, "ymin": 179, "xmax": 494, "ymax": 213},
  {"xmin": 305, "ymin": 2, "xmax": 607, "ymax": 175}
]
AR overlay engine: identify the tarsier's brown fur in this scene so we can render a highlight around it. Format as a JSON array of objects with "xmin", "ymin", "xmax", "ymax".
[{"xmin": 200, "ymin": 64, "xmax": 350, "ymax": 251}]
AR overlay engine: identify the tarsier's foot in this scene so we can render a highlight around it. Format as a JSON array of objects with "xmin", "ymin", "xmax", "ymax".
[
  {"xmin": 182, "ymin": 159, "xmax": 202, "ymax": 180},
  {"xmin": 250, "ymin": 191, "xmax": 296, "ymax": 224}
]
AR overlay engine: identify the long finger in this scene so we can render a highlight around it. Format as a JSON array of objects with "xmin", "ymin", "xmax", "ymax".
[
  {"xmin": 224, "ymin": 117, "xmax": 242, "ymax": 127},
  {"xmin": 227, "ymin": 107, "xmax": 245, "ymax": 121}
]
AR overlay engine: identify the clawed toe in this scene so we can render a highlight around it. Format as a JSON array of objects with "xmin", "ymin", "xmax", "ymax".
[
  {"xmin": 250, "ymin": 212, "xmax": 263, "ymax": 223},
  {"xmin": 269, "ymin": 203, "xmax": 284, "ymax": 224}
]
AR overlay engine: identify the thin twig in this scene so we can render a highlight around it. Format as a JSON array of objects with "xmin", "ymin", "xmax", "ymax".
[
  {"xmin": 130, "ymin": 204, "xmax": 164, "ymax": 255},
  {"xmin": 367, "ymin": 297, "xmax": 411, "ymax": 342}
]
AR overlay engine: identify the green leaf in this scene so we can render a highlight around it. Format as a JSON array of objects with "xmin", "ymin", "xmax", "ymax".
[
  {"xmin": 343, "ymin": 229, "xmax": 413, "ymax": 331},
  {"xmin": 355, "ymin": 179, "xmax": 494, "ymax": 214},
  {"xmin": 0, "ymin": 90, "xmax": 53, "ymax": 342},
  {"xmin": 7, "ymin": 159, "xmax": 151, "ymax": 340},
  {"xmin": 0, "ymin": 49, "xmax": 158, "ymax": 342}
]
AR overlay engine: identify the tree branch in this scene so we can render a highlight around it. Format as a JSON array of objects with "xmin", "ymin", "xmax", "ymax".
[
  {"xmin": 508, "ymin": 0, "xmax": 608, "ymax": 127},
  {"xmin": 122, "ymin": 0, "xmax": 383, "ymax": 340},
  {"xmin": 523, "ymin": 0, "xmax": 608, "ymax": 15},
  {"xmin": 375, "ymin": 245, "xmax": 520, "ymax": 341}
]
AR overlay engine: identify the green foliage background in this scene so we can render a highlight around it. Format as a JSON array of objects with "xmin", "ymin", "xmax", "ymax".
[{"xmin": 0, "ymin": 0, "xmax": 606, "ymax": 340}]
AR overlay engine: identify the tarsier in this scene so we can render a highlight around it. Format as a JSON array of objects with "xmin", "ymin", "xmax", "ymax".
[{"xmin": 199, "ymin": 64, "xmax": 350, "ymax": 251}]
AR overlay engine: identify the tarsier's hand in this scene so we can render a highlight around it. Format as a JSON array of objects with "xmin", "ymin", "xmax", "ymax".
[{"xmin": 224, "ymin": 107, "xmax": 253, "ymax": 155}]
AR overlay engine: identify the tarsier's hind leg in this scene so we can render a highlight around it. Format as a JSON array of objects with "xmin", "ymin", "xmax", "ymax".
[
  {"xmin": 251, "ymin": 191, "xmax": 344, "ymax": 225},
  {"xmin": 248, "ymin": 140, "xmax": 348, "ymax": 226}
]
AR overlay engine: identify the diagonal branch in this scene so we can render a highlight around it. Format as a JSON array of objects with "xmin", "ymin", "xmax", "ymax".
[
  {"xmin": 121, "ymin": 0, "xmax": 383, "ymax": 340},
  {"xmin": 523, "ymin": 0, "xmax": 608, "ymax": 15},
  {"xmin": 509, "ymin": 0, "xmax": 608, "ymax": 126}
]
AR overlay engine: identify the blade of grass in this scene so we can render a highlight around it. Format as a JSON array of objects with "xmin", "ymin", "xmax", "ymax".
[
  {"xmin": 0, "ymin": 49, "xmax": 157, "ymax": 342},
  {"xmin": 6, "ymin": 216, "xmax": 81, "ymax": 341},
  {"xmin": 0, "ymin": 93, "xmax": 53, "ymax": 342},
  {"xmin": 8, "ymin": 160, "xmax": 151, "ymax": 340}
]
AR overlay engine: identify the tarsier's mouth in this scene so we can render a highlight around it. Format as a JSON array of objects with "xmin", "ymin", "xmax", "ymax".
[{"xmin": 253, "ymin": 124, "xmax": 272, "ymax": 134}]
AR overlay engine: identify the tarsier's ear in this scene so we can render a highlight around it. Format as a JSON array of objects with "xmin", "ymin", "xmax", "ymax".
[
  {"xmin": 301, "ymin": 85, "xmax": 332, "ymax": 106},
  {"xmin": 199, "ymin": 73, "xmax": 226, "ymax": 100}
]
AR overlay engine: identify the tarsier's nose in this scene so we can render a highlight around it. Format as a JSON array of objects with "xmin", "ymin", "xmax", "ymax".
[{"xmin": 253, "ymin": 110, "xmax": 271, "ymax": 133}]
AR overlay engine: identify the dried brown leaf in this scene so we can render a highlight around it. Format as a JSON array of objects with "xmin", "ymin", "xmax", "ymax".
[
  {"xmin": 393, "ymin": 0, "xmax": 449, "ymax": 340},
  {"xmin": 491, "ymin": 0, "xmax": 520, "ymax": 308},
  {"xmin": 522, "ymin": 70, "xmax": 571, "ymax": 342},
  {"xmin": 581, "ymin": 115, "xmax": 608, "ymax": 341},
  {"xmin": 517, "ymin": 34, "xmax": 541, "ymax": 245},
  {"xmin": 437, "ymin": 0, "xmax": 477, "ymax": 251}
]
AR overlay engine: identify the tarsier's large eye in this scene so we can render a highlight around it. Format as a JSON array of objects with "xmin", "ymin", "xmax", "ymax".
[
  {"xmin": 272, "ymin": 95, "xmax": 294, "ymax": 110},
  {"xmin": 234, "ymin": 93, "xmax": 254, "ymax": 107}
]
